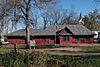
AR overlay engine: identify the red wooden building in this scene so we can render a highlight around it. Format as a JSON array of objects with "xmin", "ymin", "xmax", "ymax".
[{"xmin": 6, "ymin": 24, "xmax": 95, "ymax": 46}]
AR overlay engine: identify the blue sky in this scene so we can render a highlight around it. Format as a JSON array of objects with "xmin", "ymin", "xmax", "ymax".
[{"xmin": 60, "ymin": 0, "xmax": 100, "ymax": 15}]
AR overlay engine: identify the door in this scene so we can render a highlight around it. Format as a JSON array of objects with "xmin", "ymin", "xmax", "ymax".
[{"xmin": 56, "ymin": 36, "xmax": 60, "ymax": 44}]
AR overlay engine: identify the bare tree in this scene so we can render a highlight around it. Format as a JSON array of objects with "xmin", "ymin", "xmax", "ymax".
[
  {"xmin": 19, "ymin": 0, "xmax": 32, "ymax": 49},
  {"xmin": 0, "ymin": 0, "xmax": 60, "ymax": 48},
  {"xmin": 41, "ymin": 10, "xmax": 49, "ymax": 29},
  {"xmin": 30, "ymin": 13, "xmax": 39, "ymax": 29},
  {"xmin": 20, "ymin": 0, "xmax": 57, "ymax": 49},
  {"xmin": 63, "ymin": 8, "xmax": 78, "ymax": 24},
  {"xmin": 41, "ymin": 6, "xmax": 68, "ymax": 27},
  {"xmin": 10, "ymin": 0, "xmax": 21, "ymax": 32},
  {"xmin": 83, "ymin": 9, "xmax": 100, "ymax": 30},
  {"xmin": 0, "ymin": 0, "xmax": 21, "ymax": 34},
  {"xmin": 0, "ymin": 0, "xmax": 13, "ymax": 34},
  {"xmin": 48, "ymin": 8, "xmax": 65, "ymax": 25}
]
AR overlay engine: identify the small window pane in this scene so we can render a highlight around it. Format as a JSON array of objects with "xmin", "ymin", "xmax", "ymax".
[
  {"xmin": 75, "ymin": 38, "xmax": 79, "ymax": 41},
  {"xmin": 42, "ymin": 38, "xmax": 46, "ymax": 42},
  {"xmin": 62, "ymin": 36, "xmax": 69, "ymax": 41},
  {"xmin": 86, "ymin": 38, "xmax": 90, "ymax": 42}
]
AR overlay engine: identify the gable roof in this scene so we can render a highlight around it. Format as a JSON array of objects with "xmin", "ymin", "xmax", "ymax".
[
  {"xmin": 7, "ymin": 29, "xmax": 26, "ymax": 36},
  {"xmin": 41, "ymin": 25, "xmax": 66, "ymax": 35},
  {"xmin": 41, "ymin": 24, "xmax": 94, "ymax": 35},
  {"xmin": 7, "ymin": 29, "xmax": 43, "ymax": 36},
  {"xmin": 66, "ymin": 25, "xmax": 94, "ymax": 35},
  {"xmin": 7, "ymin": 24, "xmax": 94, "ymax": 36}
]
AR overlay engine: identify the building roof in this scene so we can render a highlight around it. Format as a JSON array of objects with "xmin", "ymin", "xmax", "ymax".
[
  {"xmin": 7, "ymin": 29, "xmax": 43, "ymax": 36},
  {"xmin": 66, "ymin": 25, "xmax": 94, "ymax": 35},
  {"xmin": 7, "ymin": 24, "xmax": 94, "ymax": 36},
  {"xmin": 41, "ymin": 24, "xmax": 94, "ymax": 35}
]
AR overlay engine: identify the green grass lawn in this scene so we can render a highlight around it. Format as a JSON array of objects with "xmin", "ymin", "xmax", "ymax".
[
  {"xmin": 50, "ymin": 55, "xmax": 100, "ymax": 67},
  {"xmin": 73, "ymin": 45, "xmax": 100, "ymax": 52},
  {"xmin": 1, "ymin": 50, "xmax": 100, "ymax": 67}
]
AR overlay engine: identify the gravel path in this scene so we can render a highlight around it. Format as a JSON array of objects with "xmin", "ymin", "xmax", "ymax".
[
  {"xmin": 46, "ymin": 51, "xmax": 100, "ymax": 56},
  {"xmin": 36, "ymin": 47, "xmax": 85, "ymax": 51},
  {"xmin": 39, "ymin": 47, "xmax": 100, "ymax": 56},
  {"xmin": 34, "ymin": 46, "xmax": 100, "ymax": 56}
]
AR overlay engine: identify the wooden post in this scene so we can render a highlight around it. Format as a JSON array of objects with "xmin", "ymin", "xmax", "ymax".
[
  {"xmin": 14, "ymin": 41, "xmax": 16, "ymax": 53},
  {"xmin": 13, "ymin": 40, "xmax": 17, "ymax": 60}
]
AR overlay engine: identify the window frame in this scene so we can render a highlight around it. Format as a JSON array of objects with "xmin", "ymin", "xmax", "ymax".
[
  {"xmin": 86, "ymin": 38, "xmax": 90, "ymax": 42},
  {"xmin": 42, "ymin": 38, "xmax": 46, "ymax": 42},
  {"xmin": 62, "ymin": 36, "xmax": 69, "ymax": 41}
]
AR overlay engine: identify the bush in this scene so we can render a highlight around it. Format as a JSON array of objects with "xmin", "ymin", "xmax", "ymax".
[
  {"xmin": 31, "ymin": 51, "xmax": 49, "ymax": 67},
  {"xmin": 1, "ymin": 51, "xmax": 49, "ymax": 67},
  {"xmin": 1, "ymin": 50, "xmax": 100, "ymax": 67}
]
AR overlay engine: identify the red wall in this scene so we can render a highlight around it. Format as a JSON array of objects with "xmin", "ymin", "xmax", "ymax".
[
  {"xmin": 59, "ymin": 29, "xmax": 94, "ymax": 45},
  {"xmin": 59, "ymin": 36, "xmax": 94, "ymax": 45},
  {"xmin": 32, "ymin": 36, "xmax": 55, "ymax": 45},
  {"xmin": 59, "ymin": 29, "xmax": 74, "ymax": 45},
  {"xmin": 7, "ymin": 36, "xmax": 55, "ymax": 45},
  {"xmin": 59, "ymin": 36, "xmax": 74, "ymax": 45},
  {"xmin": 7, "ymin": 28, "xmax": 94, "ymax": 45},
  {"xmin": 7, "ymin": 36, "xmax": 25, "ymax": 45},
  {"xmin": 7, "ymin": 36, "xmax": 94, "ymax": 45},
  {"xmin": 90, "ymin": 37, "xmax": 94, "ymax": 43}
]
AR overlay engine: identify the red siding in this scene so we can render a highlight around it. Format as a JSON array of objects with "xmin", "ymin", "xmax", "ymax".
[
  {"xmin": 7, "ymin": 28, "xmax": 94, "ymax": 45},
  {"xmin": 59, "ymin": 36, "xmax": 94, "ymax": 45},
  {"xmin": 7, "ymin": 36, "xmax": 25, "ymax": 45},
  {"xmin": 59, "ymin": 29, "xmax": 74, "ymax": 45},
  {"xmin": 7, "ymin": 36, "xmax": 94, "ymax": 45},
  {"xmin": 7, "ymin": 36, "xmax": 55, "ymax": 45},
  {"xmin": 59, "ymin": 29, "xmax": 94, "ymax": 45},
  {"xmin": 90, "ymin": 37, "xmax": 94, "ymax": 43},
  {"xmin": 32, "ymin": 36, "xmax": 55, "ymax": 45},
  {"xmin": 59, "ymin": 36, "xmax": 74, "ymax": 45}
]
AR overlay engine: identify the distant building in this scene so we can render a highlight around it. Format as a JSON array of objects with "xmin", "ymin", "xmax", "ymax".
[
  {"xmin": 93, "ymin": 27, "xmax": 100, "ymax": 43},
  {"xmin": 93, "ymin": 31, "xmax": 99, "ymax": 42},
  {"xmin": 98, "ymin": 32, "xmax": 100, "ymax": 42},
  {"xmin": 78, "ymin": 13, "xmax": 84, "ymax": 25},
  {"xmin": 6, "ymin": 24, "xmax": 94, "ymax": 45}
]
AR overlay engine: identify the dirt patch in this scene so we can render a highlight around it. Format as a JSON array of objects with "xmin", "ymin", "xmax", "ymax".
[
  {"xmin": 35, "ymin": 47, "xmax": 86, "ymax": 52},
  {"xmin": 47, "ymin": 47, "xmax": 84, "ymax": 51}
]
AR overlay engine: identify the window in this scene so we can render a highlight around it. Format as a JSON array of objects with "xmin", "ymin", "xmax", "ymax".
[
  {"xmin": 75, "ymin": 38, "xmax": 79, "ymax": 41},
  {"xmin": 79, "ymin": 38, "xmax": 83, "ymax": 42},
  {"xmin": 75, "ymin": 37, "xmax": 83, "ymax": 40},
  {"xmin": 62, "ymin": 36, "xmax": 69, "ymax": 41},
  {"xmin": 75, "ymin": 38, "xmax": 83, "ymax": 42},
  {"xmin": 79, "ymin": 38, "xmax": 83, "ymax": 40},
  {"xmin": 86, "ymin": 38, "xmax": 90, "ymax": 42},
  {"xmin": 42, "ymin": 38, "xmax": 46, "ymax": 42}
]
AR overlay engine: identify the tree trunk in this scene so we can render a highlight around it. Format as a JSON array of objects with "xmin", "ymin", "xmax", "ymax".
[
  {"xmin": 26, "ymin": 20, "xmax": 30, "ymax": 49},
  {"xmin": 1, "ymin": 17, "xmax": 5, "ymax": 35},
  {"xmin": 25, "ymin": 0, "xmax": 31, "ymax": 49}
]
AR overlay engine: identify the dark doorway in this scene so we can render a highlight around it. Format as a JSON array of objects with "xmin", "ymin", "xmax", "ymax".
[{"xmin": 56, "ymin": 36, "xmax": 60, "ymax": 44}]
